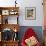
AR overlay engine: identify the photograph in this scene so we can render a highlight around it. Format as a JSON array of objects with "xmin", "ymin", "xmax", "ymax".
[{"xmin": 25, "ymin": 7, "xmax": 36, "ymax": 20}]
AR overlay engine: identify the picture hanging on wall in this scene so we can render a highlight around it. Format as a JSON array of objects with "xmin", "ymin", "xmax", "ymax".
[{"xmin": 25, "ymin": 7, "xmax": 36, "ymax": 20}]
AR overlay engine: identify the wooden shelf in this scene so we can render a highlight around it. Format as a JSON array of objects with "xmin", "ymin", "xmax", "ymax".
[
  {"xmin": 2, "ymin": 40, "xmax": 19, "ymax": 42},
  {"xmin": 0, "ymin": 7, "xmax": 19, "ymax": 16},
  {"xmin": 0, "ymin": 24, "xmax": 20, "ymax": 32},
  {"xmin": 0, "ymin": 7, "xmax": 19, "ymax": 46},
  {"xmin": 0, "ymin": 7, "xmax": 19, "ymax": 10},
  {"xmin": 1, "ymin": 40, "xmax": 19, "ymax": 46}
]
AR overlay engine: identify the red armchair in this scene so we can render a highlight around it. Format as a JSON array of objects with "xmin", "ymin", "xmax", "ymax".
[{"xmin": 21, "ymin": 28, "xmax": 41, "ymax": 46}]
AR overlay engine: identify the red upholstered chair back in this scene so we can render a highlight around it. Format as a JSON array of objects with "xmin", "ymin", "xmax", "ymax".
[{"xmin": 21, "ymin": 28, "xmax": 41, "ymax": 46}]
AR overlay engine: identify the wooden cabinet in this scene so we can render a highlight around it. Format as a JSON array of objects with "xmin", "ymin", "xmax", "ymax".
[
  {"xmin": 2, "ymin": 41, "xmax": 19, "ymax": 46},
  {"xmin": 0, "ymin": 41, "xmax": 19, "ymax": 46},
  {"xmin": 0, "ymin": 7, "xmax": 19, "ymax": 46}
]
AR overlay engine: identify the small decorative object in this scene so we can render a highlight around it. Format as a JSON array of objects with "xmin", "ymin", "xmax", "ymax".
[
  {"xmin": 13, "ymin": 32, "xmax": 18, "ymax": 41},
  {"xmin": 5, "ymin": 18, "xmax": 8, "ymax": 24},
  {"xmin": 15, "ymin": 0, "xmax": 17, "ymax": 7},
  {"xmin": 14, "ymin": 28, "xmax": 17, "ymax": 32},
  {"xmin": 2, "ymin": 10, "xmax": 9, "ymax": 15},
  {"xmin": 25, "ymin": 7, "xmax": 36, "ymax": 20},
  {"xmin": 9, "ymin": 9, "xmax": 18, "ymax": 15},
  {"xmin": 9, "ymin": 10, "xmax": 14, "ymax": 15}
]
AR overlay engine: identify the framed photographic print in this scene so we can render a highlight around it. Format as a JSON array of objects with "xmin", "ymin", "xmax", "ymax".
[
  {"xmin": 2, "ymin": 10, "xmax": 9, "ymax": 15},
  {"xmin": 25, "ymin": 7, "xmax": 36, "ymax": 20}
]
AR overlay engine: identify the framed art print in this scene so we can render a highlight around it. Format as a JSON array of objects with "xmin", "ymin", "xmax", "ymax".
[
  {"xmin": 2, "ymin": 10, "xmax": 9, "ymax": 15},
  {"xmin": 25, "ymin": 7, "xmax": 36, "ymax": 20}
]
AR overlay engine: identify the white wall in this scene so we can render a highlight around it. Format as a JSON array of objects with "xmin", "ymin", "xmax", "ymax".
[
  {"xmin": 18, "ymin": 0, "xmax": 44, "ymax": 26},
  {"xmin": 0, "ymin": 0, "xmax": 43, "ymax": 26}
]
